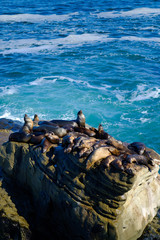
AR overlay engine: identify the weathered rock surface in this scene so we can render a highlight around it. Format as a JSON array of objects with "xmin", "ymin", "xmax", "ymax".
[
  {"xmin": 0, "ymin": 118, "xmax": 160, "ymax": 240},
  {"xmin": 0, "ymin": 176, "xmax": 31, "ymax": 240}
]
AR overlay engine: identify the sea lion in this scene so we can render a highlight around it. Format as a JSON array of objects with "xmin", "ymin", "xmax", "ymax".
[
  {"xmin": 62, "ymin": 135, "xmax": 75, "ymax": 153},
  {"xmin": 86, "ymin": 146, "xmax": 111, "ymax": 170},
  {"xmin": 76, "ymin": 137, "xmax": 97, "ymax": 149},
  {"xmin": 33, "ymin": 125, "xmax": 67, "ymax": 138},
  {"xmin": 126, "ymin": 154, "xmax": 138, "ymax": 164},
  {"xmin": 106, "ymin": 136, "xmax": 126, "ymax": 150},
  {"xmin": 20, "ymin": 114, "xmax": 33, "ymax": 134},
  {"xmin": 76, "ymin": 110, "xmax": 85, "ymax": 127},
  {"xmin": 33, "ymin": 114, "xmax": 39, "ymax": 122},
  {"xmin": 124, "ymin": 163, "xmax": 136, "ymax": 176},
  {"xmin": 73, "ymin": 136, "xmax": 89, "ymax": 151},
  {"xmin": 45, "ymin": 132, "xmax": 59, "ymax": 144},
  {"xmin": 111, "ymin": 158, "xmax": 124, "ymax": 171},
  {"xmin": 79, "ymin": 148, "xmax": 94, "ymax": 158},
  {"xmin": 102, "ymin": 155, "xmax": 116, "ymax": 168},
  {"xmin": 126, "ymin": 154, "xmax": 152, "ymax": 170},
  {"xmin": 64, "ymin": 143, "xmax": 74, "ymax": 153},
  {"xmin": 50, "ymin": 114, "xmax": 78, "ymax": 127},
  {"xmin": 33, "ymin": 114, "xmax": 40, "ymax": 126},
  {"xmin": 73, "ymin": 127, "xmax": 96, "ymax": 137},
  {"xmin": 144, "ymin": 151, "xmax": 155, "ymax": 166},
  {"xmin": 79, "ymin": 147, "xmax": 89, "ymax": 158},
  {"xmin": 34, "ymin": 137, "xmax": 54, "ymax": 153},
  {"xmin": 92, "ymin": 140, "xmax": 108, "ymax": 150},
  {"xmin": 9, "ymin": 132, "xmax": 31, "ymax": 143},
  {"xmin": 128, "ymin": 142, "xmax": 146, "ymax": 155},
  {"xmin": 107, "ymin": 146, "xmax": 121, "ymax": 156},
  {"xmin": 62, "ymin": 135, "xmax": 75, "ymax": 145},
  {"xmin": 38, "ymin": 121, "xmax": 58, "ymax": 127},
  {"xmin": 96, "ymin": 124, "xmax": 109, "ymax": 139},
  {"xmin": 29, "ymin": 134, "xmax": 45, "ymax": 144}
]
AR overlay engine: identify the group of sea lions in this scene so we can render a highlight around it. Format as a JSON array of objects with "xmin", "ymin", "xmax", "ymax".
[{"xmin": 9, "ymin": 110, "xmax": 155, "ymax": 175}]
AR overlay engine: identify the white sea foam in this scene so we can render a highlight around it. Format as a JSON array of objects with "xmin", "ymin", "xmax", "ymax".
[
  {"xmin": 0, "ymin": 33, "xmax": 112, "ymax": 55},
  {"xmin": 1, "ymin": 32, "xmax": 159, "ymax": 55},
  {"xmin": 29, "ymin": 75, "xmax": 80, "ymax": 86},
  {"xmin": 97, "ymin": 8, "xmax": 160, "ymax": 18},
  {"xmin": 0, "ymin": 110, "xmax": 21, "ymax": 121},
  {"xmin": 0, "ymin": 86, "xmax": 18, "ymax": 96},
  {"xmin": 29, "ymin": 75, "xmax": 112, "ymax": 93},
  {"xmin": 130, "ymin": 84, "xmax": 160, "ymax": 102},
  {"xmin": 120, "ymin": 113, "xmax": 135, "ymax": 123},
  {"xmin": 141, "ymin": 110, "xmax": 148, "ymax": 114},
  {"xmin": 120, "ymin": 36, "xmax": 160, "ymax": 43},
  {"xmin": 0, "ymin": 13, "xmax": 70, "ymax": 23},
  {"xmin": 140, "ymin": 118, "xmax": 150, "ymax": 123},
  {"xmin": 140, "ymin": 26, "xmax": 156, "ymax": 31}
]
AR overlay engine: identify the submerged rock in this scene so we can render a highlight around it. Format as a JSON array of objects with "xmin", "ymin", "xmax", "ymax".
[{"xmin": 0, "ymin": 116, "xmax": 160, "ymax": 240}]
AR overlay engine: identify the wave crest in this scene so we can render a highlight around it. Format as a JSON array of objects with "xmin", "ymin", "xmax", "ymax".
[
  {"xmin": 97, "ymin": 7, "xmax": 160, "ymax": 18},
  {"xmin": 0, "ymin": 13, "xmax": 70, "ymax": 23}
]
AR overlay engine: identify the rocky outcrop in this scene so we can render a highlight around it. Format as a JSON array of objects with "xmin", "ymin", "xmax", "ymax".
[
  {"xmin": 0, "ymin": 117, "xmax": 160, "ymax": 240},
  {"xmin": 0, "ymin": 169, "xmax": 31, "ymax": 240}
]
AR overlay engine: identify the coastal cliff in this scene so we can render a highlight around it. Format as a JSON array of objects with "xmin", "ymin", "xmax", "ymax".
[{"xmin": 0, "ymin": 117, "xmax": 160, "ymax": 240}]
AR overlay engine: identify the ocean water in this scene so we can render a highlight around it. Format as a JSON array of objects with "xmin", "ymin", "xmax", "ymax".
[{"xmin": 0, "ymin": 0, "xmax": 160, "ymax": 154}]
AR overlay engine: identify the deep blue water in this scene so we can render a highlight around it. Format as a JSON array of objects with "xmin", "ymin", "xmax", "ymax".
[{"xmin": 0, "ymin": 0, "xmax": 160, "ymax": 153}]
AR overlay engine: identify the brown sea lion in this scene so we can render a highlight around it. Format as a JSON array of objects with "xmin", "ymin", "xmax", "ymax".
[
  {"xmin": 126, "ymin": 154, "xmax": 153, "ymax": 171},
  {"xmin": 33, "ymin": 114, "xmax": 40, "ymax": 126},
  {"xmin": 38, "ymin": 121, "xmax": 58, "ymax": 127},
  {"xmin": 79, "ymin": 148, "xmax": 94, "ymax": 158},
  {"xmin": 92, "ymin": 139, "xmax": 108, "ymax": 149},
  {"xmin": 50, "ymin": 111, "xmax": 79, "ymax": 128},
  {"xmin": 76, "ymin": 110, "xmax": 85, "ymax": 127},
  {"xmin": 128, "ymin": 142, "xmax": 146, "ymax": 155},
  {"xmin": 67, "ymin": 131, "xmax": 89, "ymax": 138},
  {"xmin": 62, "ymin": 135, "xmax": 75, "ymax": 145},
  {"xmin": 126, "ymin": 154, "xmax": 138, "ymax": 164},
  {"xmin": 126, "ymin": 154, "xmax": 147, "ymax": 164},
  {"xmin": 96, "ymin": 124, "xmax": 109, "ymax": 139},
  {"xmin": 62, "ymin": 135, "xmax": 75, "ymax": 153},
  {"xmin": 106, "ymin": 136, "xmax": 126, "ymax": 150},
  {"xmin": 45, "ymin": 132, "xmax": 59, "ymax": 144},
  {"xmin": 79, "ymin": 147, "xmax": 89, "ymax": 158},
  {"xmin": 20, "ymin": 114, "xmax": 33, "ymax": 134},
  {"xmin": 9, "ymin": 132, "xmax": 31, "ymax": 143},
  {"xmin": 50, "ymin": 120, "xmax": 78, "ymax": 127},
  {"xmin": 111, "ymin": 158, "xmax": 124, "ymax": 171},
  {"xmin": 123, "ymin": 162, "xmax": 136, "ymax": 176},
  {"xmin": 29, "ymin": 134, "xmax": 45, "ymax": 144},
  {"xmin": 73, "ymin": 127, "xmax": 96, "ymax": 137},
  {"xmin": 64, "ymin": 143, "xmax": 74, "ymax": 153},
  {"xmin": 73, "ymin": 136, "xmax": 88, "ymax": 150},
  {"xmin": 107, "ymin": 146, "xmax": 120, "ymax": 156},
  {"xmin": 33, "ymin": 125, "xmax": 67, "ymax": 138},
  {"xmin": 86, "ymin": 146, "xmax": 111, "ymax": 170},
  {"xmin": 102, "ymin": 155, "xmax": 116, "ymax": 168},
  {"xmin": 33, "ymin": 114, "xmax": 39, "ymax": 122},
  {"xmin": 144, "ymin": 151, "xmax": 155, "ymax": 166},
  {"xmin": 34, "ymin": 137, "xmax": 54, "ymax": 153},
  {"xmin": 77, "ymin": 137, "xmax": 97, "ymax": 149}
]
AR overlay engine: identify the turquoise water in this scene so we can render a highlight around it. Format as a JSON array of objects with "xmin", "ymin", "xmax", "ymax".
[{"xmin": 0, "ymin": 0, "xmax": 160, "ymax": 153}]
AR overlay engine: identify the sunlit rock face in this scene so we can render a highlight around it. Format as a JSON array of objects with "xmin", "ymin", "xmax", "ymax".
[{"xmin": 0, "ymin": 117, "xmax": 160, "ymax": 240}]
